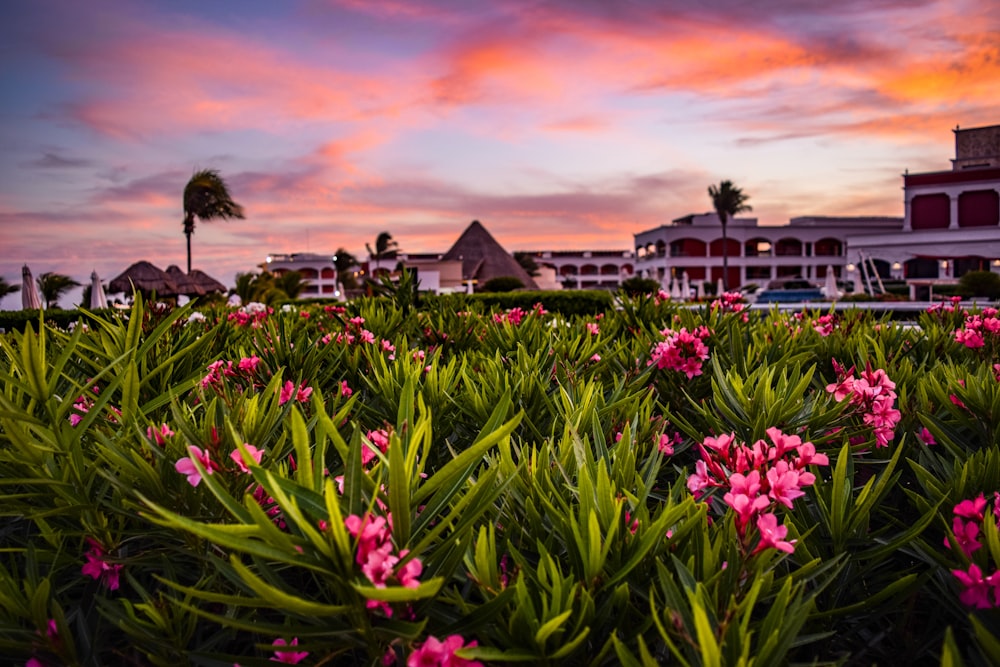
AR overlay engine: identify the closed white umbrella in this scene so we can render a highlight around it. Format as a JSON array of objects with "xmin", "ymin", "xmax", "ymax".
[
  {"xmin": 716, "ymin": 277, "xmax": 725, "ymax": 296},
  {"xmin": 90, "ymin": 270, "xmax": 108, "ymax": 309},
  {"xmin": 823, "ymin": 265, "xmax": 841, "ymax": 299},
  {"xmin": 681, "ymin": 271, "xmax": 690, "ymax": 302},
  {"xmin": 21, "ymin": 265, "xmax": 42, "ymax": 310},
  {"xmin": 669, "ymin": 276, "xmax": 681, "ymax": 299}
]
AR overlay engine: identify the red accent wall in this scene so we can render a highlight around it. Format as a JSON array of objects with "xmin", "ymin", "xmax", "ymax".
[
  {"xmin": 708, "ymin": 239, "xmax": 741, "ymax": 257},
  {"xmin": 958, "ymin": 190, "xmax": 1000, "ymax": 227},
  {"xmin": 911, "ymin": 194, "xmax": 950, "ymax": 229},
  {"xmin": 675, "ymin": 266, "xmax": 706, "ymax": 280},
  {"xmin": 710, "ymin": 266, "xmax": 741, "ymax": 287}
]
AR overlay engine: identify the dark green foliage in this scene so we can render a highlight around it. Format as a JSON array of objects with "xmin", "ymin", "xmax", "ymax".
[
  {"xmin": 959, "ymin": 270, "xmax": 1000, "ymax": 300},
  {"xmin": 481, "ymin": 276, "xmax": 525, "ymax": 293},
  {"xmin": 619, "ymin": 277, "xmax": 662, "ymax": 296},
  {"xmin": 2, "ymin": 293, "xmax": 999, "ymax": 664}
]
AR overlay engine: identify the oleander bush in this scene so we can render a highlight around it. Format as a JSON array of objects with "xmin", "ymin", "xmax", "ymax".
[{"xmin": 2, "ymin": 293, "xmax": 1000, "ymax": 666}]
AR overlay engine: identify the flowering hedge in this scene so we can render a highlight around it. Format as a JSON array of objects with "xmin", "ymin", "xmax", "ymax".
[{"xmin": 1, "ymin": 294, "xmax": 999, "ymax": 666}]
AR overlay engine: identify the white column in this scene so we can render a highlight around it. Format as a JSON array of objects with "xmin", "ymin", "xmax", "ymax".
[
  {"xmin": 949, "ymin": 193, "xmax": 960, "ymax": 230},
  {"xmin": 903, "ymin": 194, "xmax": 913, "ymax": 232}
]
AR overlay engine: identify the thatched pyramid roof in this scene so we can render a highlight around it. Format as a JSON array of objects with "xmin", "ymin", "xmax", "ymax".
[
  {"xmin": 164, "ymin": 266, "xmax": 227, "ymax": 296},
  {"xmin": 442, "ymin": 220, "xmax": 538, "ymax": 289},
  {"xmin": 109, "ymin": 261, "xmax": 178, "ymax": 296}
]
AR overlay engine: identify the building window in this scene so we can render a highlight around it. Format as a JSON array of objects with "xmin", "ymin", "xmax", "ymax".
[
  {"xmin": 776, "ymin": 265, "xmax": 802, "ymax": 278},
  {"xmin": 911, "ymin": 194, "xmax": 950, "ymax": 230},
  {"xmin": 904, "ymin": 258, "xmax": 939, "ymax": 278},
  {"xmin": 745, "ymin": 265, "xmax": 771, "ymax": 280},
  {"xmin": 958, "ymin": 190, "xmax": 1000, "ymax": 228},
  {"xmin": 321, "ymin": 267, "xmax": 335, "ymax": 279}
]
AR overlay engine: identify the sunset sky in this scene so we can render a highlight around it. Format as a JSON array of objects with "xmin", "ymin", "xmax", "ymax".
[{"xmin": 2, "ymin": 0, "xmax": 999, "ymax": 308}]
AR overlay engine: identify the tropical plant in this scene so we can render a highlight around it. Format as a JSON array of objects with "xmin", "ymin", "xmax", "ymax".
[
  {"xmin": 620, "ymin": 276, "xmax": 661, "ymax": 296},
  {"xmin": 0, "ymin": 277, "xmax": 19, "ymax": 300},
  {"xmin": 513, "ymin": 252, "xmax": 541, "ymax": 278},
  {"xmin": 708, "ymin": 180, "xmax": 752, "ymax": 291},
  {"xmin": 958, "ymin": 270, "xmax": 1000, "ymax": 299},
  {"xmin": 182, "ymin": 169, "xmax": 245, "ymax": 273},
  {"xmin": 334, "ymin": 248, "xmax": 359, "ymax": 289},
  {"xmin": 36, "ymin": 272, "xmax": 81, "ymax": 309},
  {"xmin": 232, "ymin": 271, "xmax": 305, "ymax": 305},
  {"xmin": 481, "ymin": 276, "xmax": 524, "ymax": 293},
  {"xmin": 273, "ymin": 270, "xmax": 310, "ymax": 300},
  {"xmin": 366, "ymin": 231, "xmax": 399, "ymax": 275}
]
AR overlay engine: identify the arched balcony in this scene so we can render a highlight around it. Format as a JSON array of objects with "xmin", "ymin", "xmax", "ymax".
[
  {"xmin": 560, "ymin": 265, "xmax": 578, "ymax": 276},
  {"xmin": 600, "ymin": 264, "xmax": 618, "ymax": 275},
  {"xmin": 655, "ymin": 240, "xmax": 667, "ymax": 257},
  {"xmin": 321, "ymin": 267, "xmax": 335, "ymax": 279},
  {"xmin": 744, "ymin": 238, "xmax": 772, "ymax": 257},
  {"xmin": 669, "ymin": 238, "xmax": 707, "ymax": 257},
  {"xmin": 580, "ymin": 264, "xmax": 598, "ymax": 276},
  {"xmin": 774, "ymin": 238, "xmax": 803, "ymax": 257},
  {"xmin": 814, "ymin": 238, "xmax": 843, "ymax": 256},
  {"xmin": 299, "ymin": 268, "xmax": 319, "ymax": 279}
]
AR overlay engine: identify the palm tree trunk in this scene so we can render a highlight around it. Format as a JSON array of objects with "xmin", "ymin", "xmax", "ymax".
[
  {"xmin": 186, "ymin": 231, "xmax": 192, "ymax": 274},
  {"xmin": 721, "ymin": 220, "xmax": 728, "ymax": 292}
]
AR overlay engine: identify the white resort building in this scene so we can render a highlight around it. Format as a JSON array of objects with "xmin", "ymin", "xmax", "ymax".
[{"xmin": 634, "ymin": 125, "xmax": 1000, "ymax": 296}]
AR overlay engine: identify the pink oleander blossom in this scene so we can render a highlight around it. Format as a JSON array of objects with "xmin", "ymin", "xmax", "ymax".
[
  {"xmin": 270, "ymin": 637, "xmax": 309, "ymax": 664},
  {"xmin": 175, "ymin": 446, "xmax": 215, "ymax": 487},
  {"xmin": 146, "ymin": 423, "xmax": 175, "ymax": 446},
  {"xmin": 229, "ymin": 444, "xmax": 264, "ymax": 473},
  {"xmin": 407, "ymin": 635, "xmax": 483, "ymax": 667},
  {"xmin": 952, "ymin": 564, "xmax": 1000, "ymax": 609},
  {"xmin": 918, "ymin": 427, "xmax": 937, "ymax": 446},
  {"xmin": 81, "ymin": 538, "xmax": 123, "ymax": 590},
  {"xmin": 279, "ymin": 381, "xmax": 313, "ymax": 406},
  {"xmin": 753, "ymin": 513, "xmax": 796, "ymax": 554}
]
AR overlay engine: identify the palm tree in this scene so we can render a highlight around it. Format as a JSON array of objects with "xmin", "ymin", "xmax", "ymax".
[
  {"xmin": 333, "ymin": 248, "xmax": 359, "ymax": 289},
  {"xmin": 183, "ymin": 169, "xmax": 245, "ymax": 273},
  {"xmin": 708, "ymin": 180, "xmax": 752, "ymax": 291},
  {"xmin": 36, "ymin": 272, "xmax": 81, "ymax": 309},
  {"xmin": 365, "ymin": 232, "xmax": 399, "ymax": 274},
  {"xmin": 0, "ymin": 277, "xmax": 19, "ymax": 300}
]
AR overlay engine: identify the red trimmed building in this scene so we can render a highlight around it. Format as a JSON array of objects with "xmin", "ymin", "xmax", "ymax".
[{"xmin": 634, "ymin": 125, "xmax": 1000, "ymax": 294}]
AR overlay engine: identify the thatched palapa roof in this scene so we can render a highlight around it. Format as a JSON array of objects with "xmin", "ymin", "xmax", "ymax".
[
  {"xmin": 165, "ymin": 265, "xmax": 227, "ymax": 296},
  {"xmin": 108, "ymin": 261, "xmax": 178, "ymax": 296},
  {"xmin": 441, "ymin": 220, "xmax": 538, "ymax": 289}
]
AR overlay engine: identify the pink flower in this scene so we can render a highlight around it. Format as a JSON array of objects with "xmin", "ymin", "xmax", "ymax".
[
  {"xmin": 753, "ymin": 513, "xmax": 796, "ymax": 554},
  {"xmin": 229, "ymin": 444, "xmax": 264, "ymax": 473},
  {"xmin": 175, "ymin": 446, "xmax": 215, "ymax": 487},
  {"xmin": 952, "ymin": 564, "xmax": 1000, "ymax": 609},
  {"xmin": 146, "ymin": 423, "xmax": 175, "ymax": 446},
  {"xmin": 279, "ymin": 381, "xmax": 313, "ymax": 405},
  {"xmin": 408, "ymin": 635, "xmax": 483, "ymax": 667},
  {"xmin": 765, "ymin": 461, "xmax": 808, "ymax": 509},
  {"xmin": 586, "ymin": 322, "xmax": 600, "ymax": 335},
  {"xmin": 590, "ymin": 353, "xmax": 601, "ymax": 362},
  {"xmin": 238, "ymin": 355, "xmax": 260, "ymax": 372},
  {"xmin": 397, "ymin": 550, "xmax": 424, "ymax": 589},
  {"xmin": 339, "ymin": 381, "xmax": 353, "ymax": 398},
  {"xmin": 946, "ymin": 517, "xmax": 982, "ymax": 556},
  {"xmin": 271, "ymin": 637, "xmax": 309, "ymax": 664},
  {"xmin": 81, "ymin": 538, "xmax": 123, "ymax": 590},
  {"xmin": 918, "ymin": 427, "xmax": 936, "ymax": 446},
  {"xmin": 658, "ymin": 433, "xmax": 677, "ymax": 456}
]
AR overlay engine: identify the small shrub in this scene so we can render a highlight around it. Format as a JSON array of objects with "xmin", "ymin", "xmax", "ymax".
[{"xmin": 481, "ymin": 276, "xmax": 525, "ymax": 292}]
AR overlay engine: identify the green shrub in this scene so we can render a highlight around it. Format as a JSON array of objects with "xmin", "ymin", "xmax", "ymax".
[
  {"xmin": 480, "ymin": 276, "xmax": 525, "ymax": 292},
  {"xmin": 958, "ymin": 270, "xmax": 1000, "ymax": 299}
]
